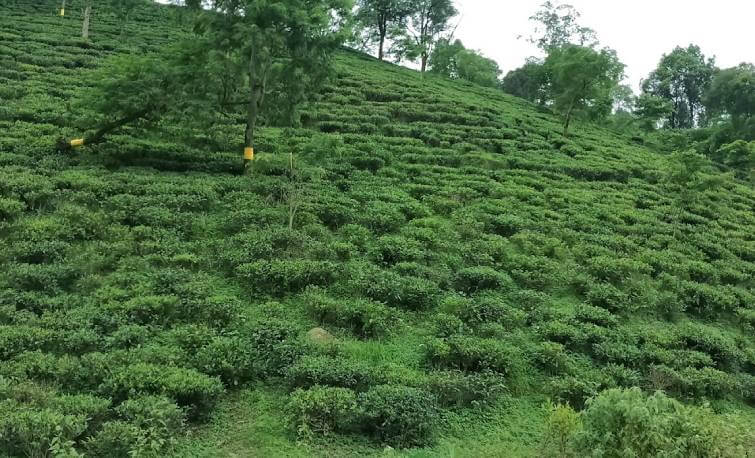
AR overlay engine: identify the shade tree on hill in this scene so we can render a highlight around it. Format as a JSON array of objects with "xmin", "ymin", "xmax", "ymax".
[
  {"xmin": 353, "ymin": 0, "xmax": 412, "ymax": 61},
  {"xmin": 61, "ymin": 0, "xmax": 352, "ymax": 173},
  {"xmin": 546, "ymin": 44, "xmax": 625, "ymax": 136},
  {"xmin": 428, "ymin": 39, "xmax": 502, "ymax": 88},
  {"xmin": 641, "ymin": 45, "xmax": 717, "ymax": 129},
  {"xmin": 391, "ymin": 0, "xmax": 458, "ymax": 73}
]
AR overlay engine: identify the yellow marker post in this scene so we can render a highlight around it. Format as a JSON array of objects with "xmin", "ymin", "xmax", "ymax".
[
  {"xmin": 70, "ymin": 138, "xmax": 84, "ymax": 147},
  {"xmin": 60, "ymin": 8, "xmax": 65, "ymax": 16},
  {"xmin": 244, "ymin": 147, "xmax": 254, "ymax": 161}
]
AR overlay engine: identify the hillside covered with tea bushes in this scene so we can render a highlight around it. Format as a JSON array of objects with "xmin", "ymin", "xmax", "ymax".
[{"xmin": 0, "ymin": 1, "xmax": 753, "ymax": 456}]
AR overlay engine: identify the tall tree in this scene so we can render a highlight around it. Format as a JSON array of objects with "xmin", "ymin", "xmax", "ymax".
[
  {"xmin": 545, "ymin": 44, "xmax": 625, "ymax": 136},
  {"xmin": 642, "ymin": 45, "xmax": 717, "ymax": 129},
  {"xmin": 393, "ymin": 0, "xmax": 457, "ymax": 73},
  {"xmin": 202, "ymin": 0, "xmax": 352, "ymax": 171},
  {"xmin": 354, "ymin": 0, "xmax": 410, "ymax": 61},
  {"xmin": 528, "ymin": 1, "xmax": 597, "ymax": 52},
  {"xmin": 635, "ymin": 94, "xmax": 673, "ymax": 132},
  {"xmin": 502, "ymin": 60, "xmax": 549, "ymax": 105},
  {"xmin": 704, "ymin": 63, "xmax": 755, "ymax": 127},
  {"xmin": 429, "ymin": 39, "xmax": 502, "ymax": 88}
]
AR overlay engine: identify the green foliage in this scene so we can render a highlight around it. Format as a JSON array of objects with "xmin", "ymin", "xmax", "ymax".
[
  {"xmin": 540, "ymin": 401, "xmax": 581, "ymax": 458},
  {"xmin": 575, "ymin": 388, "xmax": 717, "ymax": 457},
  {"xmin": 353, "ymin": 0, "xmax": 412, "ymax": 60},
  {"xmin": 101, "ymin": 363, "xmax": 224, "ymax": 420},
  {"xmin": 358, "ymin": 384, "xmax": 438, "ymax": 447},
  {"xmin": 642, "ymin": 44, "xmax": 717, "ymax": 129},
  {"xmin": 236, "ymin": 260, "xmax": 337, "ymax": 296},
  {"xmin": 429, "ymin": 39, "xmax": 502, "ymax": 88},
  {"xmin": 0, "ymin": 1, "xmax": 754, "ymax": 454},
  {"xmin": 391, "ymin": 0, "xmax": 458, "ymax": 72},
  {"xmin": 502, "ymin": 60, "xmax": 549, "ymax": 104},
  {"xmin": 545, "ymin": 44, "xmax": 625, "ymax": 136},
  {"xmin": 305, "ymin": 288, "xmax": 396, "ymax": 337},
  {"xmin": 286, "ymin": 355, "xmax": 376, "ymax": 390},
  {"xmin": 705, "ymin": 63, "xmax": 755, "ymax": 123},
  {"xmin": 527, "ymin": 1, "xmax": 597, "ymax": 51},
  {"xmin": 287, "ymin": 386, "xmax": 359, "ymax": 438}
]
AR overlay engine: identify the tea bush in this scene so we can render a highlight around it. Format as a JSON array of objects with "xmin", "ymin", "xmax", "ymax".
[{"xmin": 358, "ymin": 385, "xmax": 438, "ymax": 447}]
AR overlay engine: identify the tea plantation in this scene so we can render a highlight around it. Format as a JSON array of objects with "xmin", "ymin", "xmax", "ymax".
[{"xmin": 1, "ymin": 1, "xmax": 753, "ymax": 456}]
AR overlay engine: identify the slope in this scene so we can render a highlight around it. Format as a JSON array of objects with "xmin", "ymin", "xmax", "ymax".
[{"xmin": 0, "ymin": 1, "xmax": 753, "ymax": 456}]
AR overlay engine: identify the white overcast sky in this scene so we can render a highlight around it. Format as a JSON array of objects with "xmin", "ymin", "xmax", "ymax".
[{"xmin": 453, "ymin": 0, "xmax": 755, "ymax": 93}]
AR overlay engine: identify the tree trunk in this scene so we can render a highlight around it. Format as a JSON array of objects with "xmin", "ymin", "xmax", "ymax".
[
  {"xmin": 82, "ymin": 4, "xmax": 91, "ymax": 40},
  {"xmin": 378, "ymin": 34, "xmax": 385, "ymax": 61},
  {"xmin": 57, "ymin": 106, "xmax": 152, "ymax": 153},
  {"xmin": 564, "ymin": 100, "xmax": 576, "ymax": 137},
  {"xmin": 421, "ymin": 52, "xmax": 428, "ymax": 73},
  {"xmin": 244, "ymin": 47, "xmax": 259, "ymax": 173},
  {"xmin": 60, "ymin": 0, "xmax": 66, "ymax": 16}
]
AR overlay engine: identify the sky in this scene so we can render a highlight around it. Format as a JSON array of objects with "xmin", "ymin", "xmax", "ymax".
[{"xmin": 453, "ymin": 0, "xmax": 755, "ymax": 93}]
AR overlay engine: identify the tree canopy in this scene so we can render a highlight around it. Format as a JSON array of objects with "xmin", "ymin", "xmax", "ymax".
[
  {"xmin": 545, "ymin": 44, "xmax": 625, "ymax": 136},
  {"xmin": 704, "ymin": 63, "xmax": 755, "ymax": 125},
  {"xmin": 641, "ymin": 44, "xmax": 717, "ymax": 129},
  {"xmin": 429, "ymin": 39, "xmax": 502, "ymax": 88},
  {"xmin": 528, "ymin": 1, "xmax": 597, "ymax": 52},
  {"xmin": 353, "ymin": 0, "xmax": 411, "ymax": 60},
  {"xmin": 392, "ymin": 0, "xmax": 457, "ymax": 73}
]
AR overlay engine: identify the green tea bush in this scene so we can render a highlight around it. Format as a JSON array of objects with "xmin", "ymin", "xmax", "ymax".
[
  {"xmin": 358, "ymin": 385, "xmax": 438, "ymax": 447},
  {"xmin": 101, "ymin": 363, "xmax": 224, "ymax": 420},
  {"xmin": 0, "ymin": 401, "xmax": 87, "ymax": 458},
  {"xmin": 453, "ymin": 267, "xmax": 514, "ymax": 294},
  {"xmin": 361, "ymin": 269, "xmax": 438, "ymax": 311},
  {"xmin": 575, "ymin": 388, "xmax": 717, "ymax": 457},
  {"xmin": 116, "ymin": 395, "xmax": 185, "ymax": 439},
  {"xmin": 287, "ymin": 386, "xmax": 359, "ymax": 438},
  {"xmin": 236, "ymin": 260, "xmax": 337, "ymax": 296},
  {"xmin": 193, "ymin": 336, "xmax": 254, "ymax": 386},
  {"xmin": 305, "ymin": 289, "xmax": 395, "ymax": 338},
  {"xmin": 426, "ymin": 336, "xmax": 522, "ymax": 376},
  {"xmin": 369, "ymin": 235, "xmax": 425, "ymax": 266},
  {"xmin": 243, "ymin": 318, "xmax": 306, "ymax": 378},
  {"xmin": 426, "ymin": 370, "xmax": 507, "ymax": 408},
  {"xmin": 286, "ymin": 355, "xmax": 376, "ymax": 390},
  {"xmin": 453, "ymin": 296, "xmax": 526, "ymax": 329}
]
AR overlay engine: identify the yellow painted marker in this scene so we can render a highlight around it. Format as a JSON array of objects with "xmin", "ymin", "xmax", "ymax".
[
  {"xmin": 70, "ymin": 138, "xmax": 84, "ymax": 147},
  {"xmin": 244, "ymin": 147, "xmax": 254, "ymax": 161},
  {"xmin": 60, "ymin": 8, "xmax": 65, "ymax": 16}
]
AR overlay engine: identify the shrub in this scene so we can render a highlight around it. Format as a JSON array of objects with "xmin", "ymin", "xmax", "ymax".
[
  {"xmin": 368, "ymin": 235, "xmax": 424, "ymax": 266},
  {"xmin": 83, "ymin": 420, "xmax": 158, "ymax": 458},
  {"xmin": 358, "ymin": 385, "xmax": 438, "ymax": 447},
  {"xmin": 236, "ymin": 260, "xmax": 337, "ymax": 296},
  {"xmin": 193, "ymin": 336, "xmax": 254, "ymax": 386},
  {"xmin": 454, "ymin": 296, "xmax": 526, "ymax": 329},
  {"xmin": 454, "ymin": 267, "xmax": 513, "ymax": 294},
  {"xmin": 426, "ymin": 336, "xmax": 522, "ymax": 376},
  {"xmin": 287, "ymin": 386, "xmax": 358, "ymax": 438},
  {"xmin": 101, "ymin": 363, "xmax": 224, "ymax": 420},
  {"xmin": 575, "ymin": 388, "xmax": 717, "ymax": 457},
  {"xmin": 305, "ymin": 289, "xmax": 395, "ymax": 338},
  {"xmin": 540, "ymin": 401, "xmax": 581, "ymax": 458},
  {"xmin": 431, "ymin": 313, "xmax": 469, "ymax": 337},
  {"xmin": 426, "ymin": 370, "xmax": 506, "ymax": 408},
  {"xmin": 362, "ymin": 269, "xmax": 438, "ymax": 311},
  {"xmin": 244, "ymin": 318, "xmax": 305, "ymax": 378},
  {"xmin": 286, "ymin": 355, "xmax": 376, "ymax": 390},
  {"xmin": 0, "ymin": 401, "xmax": 87, "ymax": 458}
]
